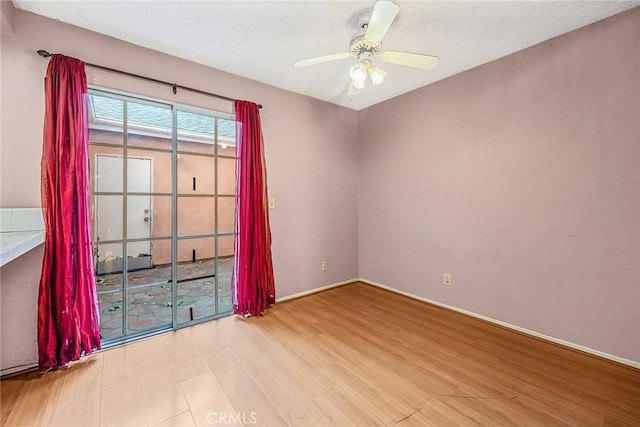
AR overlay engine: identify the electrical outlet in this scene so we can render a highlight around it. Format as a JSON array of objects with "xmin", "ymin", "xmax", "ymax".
[
  {"xmin": 444, "ymin": 273, "xmax": 452, "ymax": 286},
  {"xmin": 268, "ymin": 198, "xmax": 276, "ymax": 209},
  {"xmin": 321, "ymin": 260, "xmax": 328, "ymax": 271}
]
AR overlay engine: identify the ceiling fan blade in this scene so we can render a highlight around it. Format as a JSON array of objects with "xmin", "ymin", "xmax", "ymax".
[
  {"xmin": 294, "ymin": 52, "xmax": 351, "ymax": 68},
  {"xmin": 365, "ymin": 0, "xmax": 400, "ymax": 45},
  {"xmin": 380, "ymin": 51, "xmax": 439, "ymax": 70}
]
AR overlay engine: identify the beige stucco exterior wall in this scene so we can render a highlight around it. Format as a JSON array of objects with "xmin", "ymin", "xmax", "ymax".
[{"xmin": 89, "ymin": 129, "xmax": 235, "ymax": 266}]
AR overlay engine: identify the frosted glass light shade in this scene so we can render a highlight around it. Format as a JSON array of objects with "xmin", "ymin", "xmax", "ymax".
[
  {"xmin": 369, "ymin": 66, "xmax": 387, "ymax": 86},
  {"xmin": 349, "ymin": 63, "xmax": 367, "ymax": 85}
]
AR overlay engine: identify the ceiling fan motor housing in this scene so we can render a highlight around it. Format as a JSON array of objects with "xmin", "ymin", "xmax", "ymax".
[{"xmin": 349, "ymin": 32, "xmax": 382, "ymax": 58}]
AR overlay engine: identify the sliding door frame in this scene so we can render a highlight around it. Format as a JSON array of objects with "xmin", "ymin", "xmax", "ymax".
[{"xmin": 89, "ymin": 86, "xmax": 236, "ymax": 347}]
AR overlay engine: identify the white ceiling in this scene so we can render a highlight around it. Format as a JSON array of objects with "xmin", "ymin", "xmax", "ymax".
[{"xmin": 13, "ymin": 1, "xmax": 639, "ymax": 111}]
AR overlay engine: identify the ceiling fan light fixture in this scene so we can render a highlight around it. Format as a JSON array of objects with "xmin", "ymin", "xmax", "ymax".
[
  {"xmin": 349, "ymin": 63, "xmax": 368, "ymax": 86},
  {"xmin": 369, "ymin": 65, "xmax": 387, "ymax": 86},
  {"xmin": 292, "ymin": 0, "xmax": 439, "ymax": 98}
]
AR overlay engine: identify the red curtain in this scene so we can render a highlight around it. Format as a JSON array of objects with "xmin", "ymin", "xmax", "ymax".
[
  {"xmin": 233, "ymin": 101, "xmax": 275, "ymax": 316},
  {"xmin": 38, "ymin": 55, "xmax": 101, "ymax": 371}
]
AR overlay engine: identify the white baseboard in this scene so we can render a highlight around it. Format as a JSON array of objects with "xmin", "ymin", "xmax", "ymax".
[
  {"xmin": 277, "ymin": 278, "xmax": 358, "ymax": 303},
  {"xmin": 1, "ymin": 363, "xmax": 38, "ymax": 377},
  {"xmin": 358, "ymin": 278, "xmax": 640, "ymax": 370}
]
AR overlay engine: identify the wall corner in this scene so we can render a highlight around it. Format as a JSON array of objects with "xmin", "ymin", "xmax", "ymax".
[{"xmin": 1, "ymin": 1, "xmax": 16, "ymax": 35}]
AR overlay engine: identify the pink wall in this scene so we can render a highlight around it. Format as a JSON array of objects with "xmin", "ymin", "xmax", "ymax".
[
  {"xmin": 358, "ymin": 8, "xmax": 640, "ymax": 362},
  {"xmin": 0, "ymin": 0, "xmax": 15, "ymax": 35},
  {"xmin": 0, "ymin": 7, "xmax": 359, "ymax": 372},
  {"xmin": 0, "ymin": 246, "xmax": 42, "ymax": 375}
]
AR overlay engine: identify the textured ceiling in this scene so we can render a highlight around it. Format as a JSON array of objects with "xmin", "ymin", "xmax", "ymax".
[{"xmin": 13, "ymin": 1, "xmax": 639, "ymax": 111}]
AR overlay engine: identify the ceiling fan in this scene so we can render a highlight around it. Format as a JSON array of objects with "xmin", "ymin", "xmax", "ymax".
[{"xmin": 294, "ymin": 0, "xmax": 439, "ymax": 95}]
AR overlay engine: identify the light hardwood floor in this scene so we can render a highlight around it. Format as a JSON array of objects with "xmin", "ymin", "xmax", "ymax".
[{"xmin": 2, "ymin": 282, "xmax": 639, "ymax": 426}]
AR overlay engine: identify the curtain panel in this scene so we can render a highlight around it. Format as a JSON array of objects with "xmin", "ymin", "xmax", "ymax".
[
  {"xmin": 38, "ymin": 54, "xmax": 101, "ymax": 371},
  {"xmin": 233, "ymin": 100, "xmax": 275, "ymax": 316}
]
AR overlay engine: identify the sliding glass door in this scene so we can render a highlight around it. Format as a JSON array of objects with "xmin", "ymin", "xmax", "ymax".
[{"xmin": 88, "ymin": 89, "xmax": 235, "ymax": 344}]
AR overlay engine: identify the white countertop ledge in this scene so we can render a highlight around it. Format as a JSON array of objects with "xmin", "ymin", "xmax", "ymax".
[{"xmin": 0, "ymin": 231, "xmax": 45, "ymax": 267}]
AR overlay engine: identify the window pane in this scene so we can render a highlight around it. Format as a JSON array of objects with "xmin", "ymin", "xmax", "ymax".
[
  {"xmin": 177, "ymin": 237, "xmax": 216, "ymax": 324},
  {"xmin": 178, "ymin": 197, "xmax": 215, "ymax": 236},
  {"xmin": 218, "ymin": 196, "xmax": 235, "ymax": 234},
  {"xmin": 93, "ymin": 194, "xmax": 123, "ymax": 241},
  {"xmin": 218, "ymin": 235, "xmax": 234, "ymax": 313},
  {"xmin": 127, "ymin": 242, "xmax": 171, "ymax": 288},
  {"xmin": 90, "ymin": 146, "xmax": 122, "ymax": 192},
  {"xmin": 218, "ymin": 118, "xmax": 236, "ymax": 155},
  {"xmin": 146, "ymin": 196, "xmax": 172, "ymax": 238},
  {"xmin": 88, "ymin": 94, "xmax": 123, "ymax": 145},
  {"xmin": 127, "ymin": 240, "xmax": 152, "ymax": 262},
  {"xmin": 177, "ymin": 237, "xmax": 215, "ymax": 265},
  {"xmin": 94, "ymin": 154, "xmax": 123, "ymax": 193},
  {"xmin": 177, "ymin": 279, "xmax": 216, "ymax": 324},
  {"xmin": 178, "ymin": 154, "xmax": 215, "ymax": 194},
  {"xmin": 152, "ymin": 239, "xmax": 172, "ymax": 266},
  {"xmin": 217, "ymin": 157, "xmax": 236, "ymax": 195},
  {"xmin": 127, "ymin": 261, "xmax": 171, "ymax": 288},
  {"xmin": 128, "ymin": 149, "xmax": 172, "ymax": 194},
  {"xmin": 177, "ymin": 110, "xmax": 215, "ymax": 154},
  {"xmin": 99, "ymin": 291, "xmax": 124, "ymax": 341},
  {"xmin": 127, "ymin": 101, "xmax": 172, "ymax": 150},
  {"xmin": 127, "ymin": 285, "xmax": 172, "ymax": 333},
  {"xmin": 127, "ymin": 196, "xmax": 153, "ymax": 241},
  {"xmin": 96, "ymin": 265, "xmax": 123, "ymax": 293},
  {"xmin": 95, "ymin": 242, "xmax": 124, "ymax": 274}
]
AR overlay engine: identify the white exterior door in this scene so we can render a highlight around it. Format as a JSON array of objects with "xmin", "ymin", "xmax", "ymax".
[
  {"xmin": 96, "ymin": 155, "xmax": 152, "ymax": 263},
  {"xmin": 126, "ymin": 157, "xmax": 152, "ymax": 259}
]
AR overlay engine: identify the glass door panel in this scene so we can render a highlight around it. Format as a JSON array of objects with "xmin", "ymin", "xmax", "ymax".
[{"xmin": 90, "ymin": 90, "xmax": 236, "ymax": 346}]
